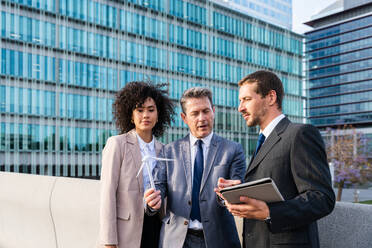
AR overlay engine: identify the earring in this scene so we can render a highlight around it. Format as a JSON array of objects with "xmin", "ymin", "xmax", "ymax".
[{"xmin": 131, "ymin": 119, "xmax": 134, "ymax": 123}]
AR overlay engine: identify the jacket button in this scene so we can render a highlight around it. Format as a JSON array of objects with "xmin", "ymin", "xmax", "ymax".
[
  {"xmin": 188, "ymin": 200, "xmax": 191, "ymax": 205},
  {"xmin": 184, "ymin": 221, "xmax": 189, "ymax": 225}
]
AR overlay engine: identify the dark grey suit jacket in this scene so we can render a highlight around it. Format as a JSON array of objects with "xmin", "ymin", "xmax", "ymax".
[
  {"xmin": 154, "ymin": 133, "xmax": 246, "ymax": 248},
  {"xmin": 243, "ymin": 117, "xmax": 335, "ymax": 248}
]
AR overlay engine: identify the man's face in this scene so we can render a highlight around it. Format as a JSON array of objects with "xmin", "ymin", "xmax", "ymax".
[
  {"xmin": 181, "ymin": 97, "xmax": 215, "ymax": 139},
  {"xmin": 238, "ymin": 83, "xmax": 268, "ymax": 127}
]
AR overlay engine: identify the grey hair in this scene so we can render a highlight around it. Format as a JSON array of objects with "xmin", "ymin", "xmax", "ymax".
[{"xmin": 180, "ymin": 87, "xmax": 213, "ymax": 113}]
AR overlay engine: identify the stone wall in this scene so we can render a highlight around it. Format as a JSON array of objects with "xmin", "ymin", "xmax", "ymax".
[{"xmin": 1, "ymin": 172, "xmax": 371, "ymax": 248}]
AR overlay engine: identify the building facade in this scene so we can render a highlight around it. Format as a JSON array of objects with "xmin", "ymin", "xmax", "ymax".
[
  {"xmin": 211, "ymin": 0, "xmax": 292, "ymax": 30},
  {"xmin": 0, "ymin": 0, "xmax": 304, "ymax": 179},
  {"xmin": 305, "ymin": 0, "xmax": 372, "ymax": 152}
]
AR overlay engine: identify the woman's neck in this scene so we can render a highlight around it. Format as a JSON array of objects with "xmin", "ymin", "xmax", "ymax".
[{"xmin": 135, "ymin": 129, "xmax": 153, "ymax": 143}]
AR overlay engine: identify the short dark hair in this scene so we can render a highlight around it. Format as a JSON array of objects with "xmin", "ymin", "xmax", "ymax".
[
  {"xmin": 113, "ymin": 81, "xmax": 174, "ymax": 137},
  {"xmin": 238, "ymin": 70, "xmax": 284, "ymax": 110},
  {"xmin": 180, "ymin": 87, "xmax": 213, "ymax": 113}
]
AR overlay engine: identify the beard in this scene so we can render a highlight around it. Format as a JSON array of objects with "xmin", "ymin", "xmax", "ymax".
[
  {"xmin": 246, "ymin": 115, "xmax": 260, "ymax": 127},
  {"xmin": 244, "ymin": 105, "xmax": 267, "ymax": 127}
]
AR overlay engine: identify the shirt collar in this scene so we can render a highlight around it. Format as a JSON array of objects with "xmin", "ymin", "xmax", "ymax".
[
  {"xmin": 136, "ymin": 132, "xmax": 155, "ymax": 152},
  {"xmin": 189, "ymin": 131, "xmax": 214, "ymax": 147},
  {"xmin": 261, "ymin": 114, "xmax": 285, "ymax": 139}
]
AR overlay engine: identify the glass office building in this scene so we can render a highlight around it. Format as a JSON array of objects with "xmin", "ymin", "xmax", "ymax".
[
  {"xmin": 0, "ymin": 0, "xmax": 304, "ymax": 178},
  {"xmin": 211, "ymin": 0, "xmax": 292, "ymax": 30},
  {"xmin": 305, "ymin": 0, "xmax": 372, "ymax": 152}
]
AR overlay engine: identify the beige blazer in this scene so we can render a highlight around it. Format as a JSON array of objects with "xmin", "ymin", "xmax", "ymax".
[{"xmin": 99, "ymin": 129, "xmax": 163, "ymax": 248}]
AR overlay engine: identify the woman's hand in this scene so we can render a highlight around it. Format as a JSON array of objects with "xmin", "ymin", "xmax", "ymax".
[{"xmin": 144, "ymin": 188, "xmax": 162, "ymax": 210}]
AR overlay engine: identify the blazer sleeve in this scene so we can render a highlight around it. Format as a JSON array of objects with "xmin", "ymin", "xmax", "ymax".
[
  {"xmin": 99, "ymin": 136, "xmax": 123, "ymax": 245},
  {"xmin": 217, "ymin": 142, "xmax": 246, "ymax": 207},
  {"xmin": 268, "ymin": 125, "xmax": 335, "ymax": 233},
  {"xmin": 229, "ymin": 142, "xmax": 247, "ymax": 182}
]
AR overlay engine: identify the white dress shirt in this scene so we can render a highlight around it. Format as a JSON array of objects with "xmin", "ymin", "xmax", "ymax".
[
  {"xmin": 188, "ymin": 131, "xmax": 214, "ymax": 230},
  {"xmin": 136, "ymin": 133, "xmax": 157, "ymax": 191},
  {"xmin": 260, "ymin": 114, "xmax": 286, "ymax": 143}
]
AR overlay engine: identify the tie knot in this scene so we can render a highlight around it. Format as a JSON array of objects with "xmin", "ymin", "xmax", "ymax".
[
  {"xmin": 196, "ymin": 139, "xmax": 203, "ymax": 147},
  {"xmin": 254, "ymin": 133, "xmax": 266, "ymax": 156},
  {"xmin": 258, "ymin": 133, "xmax": 265, "ymax": 143}
]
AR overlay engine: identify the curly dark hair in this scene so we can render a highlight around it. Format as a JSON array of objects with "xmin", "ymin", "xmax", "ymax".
[{"xmin": 113, "ymin": 81, "xmax": 174, "ymax": 137}]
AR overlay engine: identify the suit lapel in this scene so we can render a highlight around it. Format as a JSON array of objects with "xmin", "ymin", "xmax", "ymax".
[
  {"xmin": 127, "ymin": 130, "xmax": 144, "ymax": 192},
  {"xmin": 180, "ymin": 135, "xmax": 193, "ymax": 192},
  {"xmin": 246, "ymin": 133, "xmax": 281, "ymax": 174},
  {"xmin": 200, "ymin": 134, "xmax": 219, "ymax": 192},
  {"xmin": 246, "ymin": 118, "xmax": 290, "ymax": 175}
]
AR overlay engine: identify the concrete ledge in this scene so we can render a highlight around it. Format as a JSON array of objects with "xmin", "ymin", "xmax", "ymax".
[
  {"xmin": 234, "ymin": 201, "xmax": 372, "ymax": 248},
  {"xmin": 318, "ymin": 201, "xmax": 372, "ymax": 248},
  {"xmin": 51, "ymin": 176, "xmax": 100, "ymax": 248},
  {"xmin": 0, "ymin": 172, "xmax": 57, "ymax": 248},
  {"xmin": 1, "ymin": 172, "xmax": 372, "ymax": 248},
  {"xmin": 0, "ymin": 172, "xmax": 99, "ymax": 248}
]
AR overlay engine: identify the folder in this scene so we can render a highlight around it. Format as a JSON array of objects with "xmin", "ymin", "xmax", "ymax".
[{"xmin": 220, "ymin": 177, "xmax": 284, "ymax": 204}]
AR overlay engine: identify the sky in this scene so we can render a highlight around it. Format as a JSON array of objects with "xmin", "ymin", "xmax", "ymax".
[{"xmin": 292, "ymin": 0, "xmax": 337, "ymax": 34}]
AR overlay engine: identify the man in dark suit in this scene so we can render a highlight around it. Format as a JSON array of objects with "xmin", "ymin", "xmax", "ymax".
[
  {"xmin": 217, "ymin": 70, "xmax": 335, "ymax": 248},
  {"xmin": 147, "ymin": 87, "xmax": 246, "ymax": 248}
]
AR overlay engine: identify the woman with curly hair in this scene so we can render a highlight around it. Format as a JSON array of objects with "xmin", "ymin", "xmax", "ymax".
[{"xmin": 99, "ymin": 81, "xmax": 174, "ymax": 248}]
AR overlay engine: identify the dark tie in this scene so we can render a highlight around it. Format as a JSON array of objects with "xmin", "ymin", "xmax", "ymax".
[
  {"xmin": 190, "ymin": 139, "xmax": 204, "ymax": 222},
  {"xmin": 254, "ymin": 133, "xmax": 266, "ymax": 156}
]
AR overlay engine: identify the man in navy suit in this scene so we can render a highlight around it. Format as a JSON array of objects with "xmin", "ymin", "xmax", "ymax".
[{"xmin": 217, "ymin": 70, "xmax": 335, "ymax": 248}]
